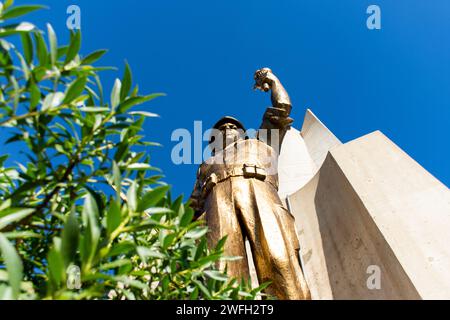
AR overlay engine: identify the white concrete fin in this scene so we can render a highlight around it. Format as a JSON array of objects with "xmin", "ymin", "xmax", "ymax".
[
  {"xmin": 288, "ymin": 130, "xmax": 450, "ymax": 299},
  {"xmin": 300, "ymin": 109, "xmax": 341, "ymax": 170},
  {"xmin": 278, "ymin": 127, "xmax": 316, "ymax": 199},
  {"xmin": 278, "ymin": 109, "xmax": 341, "ymax": 199}
]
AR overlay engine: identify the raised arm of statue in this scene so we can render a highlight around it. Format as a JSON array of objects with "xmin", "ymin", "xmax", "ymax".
[{"xmin": 254, "ymin": 67, "xmax": 294, "ymax": 148}]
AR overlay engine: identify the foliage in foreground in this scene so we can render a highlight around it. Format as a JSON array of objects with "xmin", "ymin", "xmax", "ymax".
[{"xmin": 0, "ymin": 1, "xmax": 264, "ymax": 299}]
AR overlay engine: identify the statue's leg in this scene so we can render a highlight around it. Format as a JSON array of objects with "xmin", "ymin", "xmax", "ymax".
[
  {"xmin": 204, "ymin": 179, "xmax": 250, "ymax": 280},
  {"xmin": 274, "ymin": 203, "xmax": 311, "ymax": 300},
  {"xmin": 233, "ymin": 177, "xmax": 310, "ymax": 300}
]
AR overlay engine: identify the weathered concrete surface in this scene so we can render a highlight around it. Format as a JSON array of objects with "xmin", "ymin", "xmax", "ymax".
[
  {"xmin": 300, "ymin": 109, "xmax": 341, "ymax": 170},
  {"xmin": 278, "ymin": 127, "xmax": 316, "ymax": 199},
  {"xmin": 288, "ymin": 130, "xmax": 450, "ymax": 299},
  {"xmin": 278, "ymin": 109, "xmax": 341, "ymax": 199}
]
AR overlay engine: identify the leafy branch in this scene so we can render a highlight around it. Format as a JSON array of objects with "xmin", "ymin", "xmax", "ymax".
[{"xmin": 0, "ymin": 1, "xmax": 262, "ymax": 300}]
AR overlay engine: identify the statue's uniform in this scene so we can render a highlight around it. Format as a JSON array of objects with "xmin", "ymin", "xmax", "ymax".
[{"xmin": 190, "ymin": 106, "xmax": 310, "ymax": 300}]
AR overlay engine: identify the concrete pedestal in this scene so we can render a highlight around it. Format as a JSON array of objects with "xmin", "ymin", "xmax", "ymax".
[{"xmin": 284, "ymin": 117, "xmax": 450, "ymax": 299}]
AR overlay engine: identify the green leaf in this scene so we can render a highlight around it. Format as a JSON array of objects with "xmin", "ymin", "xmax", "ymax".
[
  {"xmin": 185, "ymin": 226, "xmax": 208, "ymax": 239},
  {"xmin": 192, "ymin": 280, "xmax": 212, "ymax": 299},
  {"xmin": 107, "ymin": 242, "xmax": 135, "ymax": 258},
  {"xmin": 127, "ymin": 163, "xmax": 154, "ymax": 170},
  {"xmin": 194, "ymin": 238, "xmax": 207, "ymax": 261},
  {"xmin": 126, "ymin": 180, "xmax": 137, "ymax": 212},
  {"xmin": 162, "ymin": 232, "xmax": 176, "ymax": 250},
  {"xmin": 61, "ymin": 209, "xmax": 80, "ymax": 267},
  {"xmin": 129, "ymin": 111, "xmax": 159, "ymax": 118},
  {"xmin": 82, "ymin": 193, "xmax": 99, "ymax": 224},
  {"xmin": 63, "ymin": 77, "xmax": 86, "ymax": 104},
  {"xmin": 107, "ymin": 200, "xmax": 121, "ymax": 235},
  {"xmin": 214, "ymin": 235, "xmax": 228, "ymax": 252},
  {"xmin": 190, "ymin": 286, "xmax": 199, "ymax": 300},
  {"xmin": 47, "ymin": 241, "xmax": 64, "ymax": 287},
  {"xmin": 120, "ymin": 61, "xmax": 132, "ymax": 100},
  {"xmin": 42, "ymin": 91, "xmax": 64, "ymax": 111},
  {"xmin": 81, "ymin": 49, "xmax": 107, "ymax": 65},
  {"xmin": 82, "ymin": 193, "xmax": 100, "ymax": 264},
  {"xmin": 0, "ymin": 208, "xmax": 34, "ymax": 230},
  {"xmin": 1, "ymin": 5, "xmax": 46, "ymax": 20},
  {"xmin": 3, "ymin": 0, "xmax": 14, "ymax": 11},
  {"xmin": 112, "ymin": 161, "xmax": 121, "ymax": 187},
  {"xmin": 114, "ymin": 276, "xmax": 149, "ymax": 291},
  {"xmin": 136, "ymin": 246, "xmax": 165, "ymax": 261},
  {"xmin": 204, "ymin": 270, "xmax": 228, "ymax": 282},
  {"xmin": 33, "ymin": 32, "xmax": 47, "ymax": 66},
  {"xmin": 117, "ymin": 93, "xmax": 165, "ymax": 113},
  {"xmin": 144, "ymin": 207, "xmax": 173, "ymax": 215},
  {"xmin": 0, "ymin": 233, "xmax": 23, "ymax": 299},
  {"xmin": 0, "ymin": 22, "xmax": 37, "ymax": 38},
  {"xmin": 130, "ymin": 217, "xmax": 173, "ymax": 232},
  {"xmin": 112, "ymin": 161, "xmax": 121, "ymax": 201},
  {"xmin": 3, "ymin": 231, "xmax": 42, "ymax": 239},
  {"xmin": 196, "ymin": 253, "xmax": 223, "ymax": 268},
  {"xmin": 79, "ymin": 106, "xmax": 109, "ymax": 113},
  {"xmin": 20, "ymin": 33, "xmax": 33, "ymax": 64},
  {"xmin": 0, "ymin": 155, "xmax": 8, "ymax": 168},
  {"xmin": 47, "ymin": 24, "xmax": 57, "ymax": 65},
  {"xmin": 113, "ymin": 141, "xmax": 129, "ymax": 163},
  {"xmin": 137, "ymin": 185, "xmax": 170, "ymax": 212},
  {"xmin": 29, "ymin": 80, "xmax": 40, "ymax": 108},
  {"xmin": 57, "ymin": 45, "xmax": 68, "ymax": 59},
  {"xmin": 110, "ymin": 78, "xmax": 121, "ymax": 110},
  {"xmin": 98, "ymin": 259, "xmax": 131, "ymax": 271},
  {"xmin": 251, "ymin": 281, "xmax": 272, "ymax": 295},
  {"xmin": 65, "ymin": 30, "xmax": 81, "ymax": 64},
  {"xmin": 172, "ymin": 195, "xmax": 183, "ymax": 215},
  {"xmin": 180, "ymin": 207, "xmax": 194, "ymax": 228}
]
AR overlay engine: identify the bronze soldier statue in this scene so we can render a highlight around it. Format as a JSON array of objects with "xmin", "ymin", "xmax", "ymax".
[{"xmin": 190, "ymin": 68, "xmax": 310, "ymax": 300}]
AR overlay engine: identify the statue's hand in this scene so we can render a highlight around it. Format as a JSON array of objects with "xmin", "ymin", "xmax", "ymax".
[{"xmin": 254, "ymin": 67, "xmax": 277, "ymax": 92}]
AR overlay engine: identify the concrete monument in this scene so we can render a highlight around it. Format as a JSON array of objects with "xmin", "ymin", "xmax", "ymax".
[{"xmin": 190, "ymin": 68, "xmax": 450, "ymax": 300}]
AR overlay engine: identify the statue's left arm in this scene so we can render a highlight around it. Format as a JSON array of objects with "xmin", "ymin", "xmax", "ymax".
[
  {"xmin": 189, "ymin": 166, "xmax": 207, "ymax": 220},
  {"xmin": 254, "ymin": 68, "xmax": 294, "ymax": 148}
]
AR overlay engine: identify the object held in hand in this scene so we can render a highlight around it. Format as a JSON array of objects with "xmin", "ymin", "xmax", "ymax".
[{"xmin": 254, "ymin": 67, "xmax": 272, "ymax": 92}]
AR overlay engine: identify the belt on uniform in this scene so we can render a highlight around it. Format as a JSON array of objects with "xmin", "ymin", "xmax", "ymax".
[{"xmin": 200, "ymin": 164, "xmax": 277, "ymax": 198}]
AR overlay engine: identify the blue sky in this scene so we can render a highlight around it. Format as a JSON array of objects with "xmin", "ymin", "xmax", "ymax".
[{"xmin": 3, "ymin": 0, "xmax": 450, "ymax": 198}]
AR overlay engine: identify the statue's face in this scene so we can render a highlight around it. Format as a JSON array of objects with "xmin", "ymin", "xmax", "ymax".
[{"xmin": 218, "ymin": 123, "xmax": 244, "ymax": 149}]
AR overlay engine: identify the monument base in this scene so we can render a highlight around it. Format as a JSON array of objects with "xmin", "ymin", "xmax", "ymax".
[{"xmin": 281, "ymin": 111, "xmax": 450, "ymax": 299}]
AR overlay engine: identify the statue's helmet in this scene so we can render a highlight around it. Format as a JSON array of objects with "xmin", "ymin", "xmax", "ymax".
[
  {"xmin": 209, "ymin": 116, "xmax": 245, "ymax": 145},
  {"xmin": 212, "ymin": 116, "xmax": 245, "ymax": 131}
]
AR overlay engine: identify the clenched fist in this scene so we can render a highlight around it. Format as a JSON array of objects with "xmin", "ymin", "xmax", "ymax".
[{"xmin": 253, "ymin": 67, "xmax": 278, "ymax": 92}]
